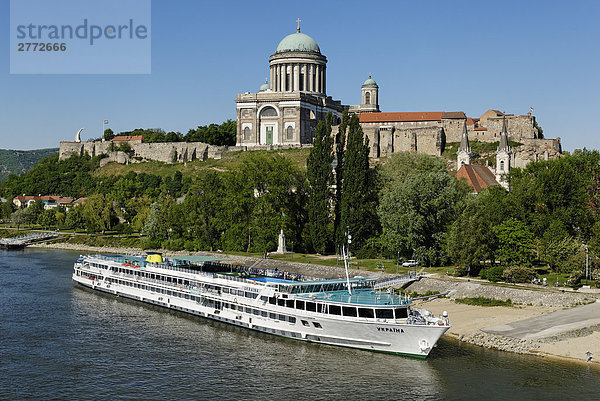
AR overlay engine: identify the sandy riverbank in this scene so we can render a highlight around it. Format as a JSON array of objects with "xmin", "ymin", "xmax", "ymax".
[
  {"xmin": 30, "ymin": 242, "xmax": 600, "ymax": 366},
  {"xmin": 418, "ymin": 298, "xmax": 600, "ymax": 367}
]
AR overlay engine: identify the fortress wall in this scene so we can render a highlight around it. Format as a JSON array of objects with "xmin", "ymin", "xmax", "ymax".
[
  {"xmin": 441, "ymin": 119, "xmax": 466, "ymax": 143},
  {"xmin": 481, "ymin": 115, "xmax": 539, "ymax": 142},
  {"xmin": 512, "ymin": 138, "xmax": 562, "ymax": 169}
]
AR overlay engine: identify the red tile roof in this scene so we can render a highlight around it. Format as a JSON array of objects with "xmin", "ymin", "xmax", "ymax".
[
  {"xmin": 112, "ymin": 135, "xmax": 143, "ymax": 142},
  {"xmin": 456, "ymin": 164, "xmax": 499, "ymax": 193},
  {"xmin": 359, "ymin": 112, "xmax": 443, "ymax": 123}
]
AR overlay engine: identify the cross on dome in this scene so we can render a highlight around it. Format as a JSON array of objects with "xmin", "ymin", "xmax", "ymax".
[{"xmin": 296, "ymin": 18, "xmax": 302, "ymax": 32}]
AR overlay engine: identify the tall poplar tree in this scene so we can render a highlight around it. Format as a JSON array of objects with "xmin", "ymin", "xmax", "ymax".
[
  {"xmin": 334, "ymin": 111, "xmax": 349, "ymax": 249},
  {"xmin": 307, "ymin": 114, "xmax": 334, "ymax": 253},
  {"xmin": 339, "ymin": 114, "xmax": 375, "ymax": 252}
]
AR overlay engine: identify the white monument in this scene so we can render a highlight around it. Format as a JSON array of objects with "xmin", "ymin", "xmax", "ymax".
[
  {"xmin": 75, "ymin": 128, "xmax": 84, "ymax": 143},
  {"xmin": 276, "ymin": 229, "xmax": 286, "ymax": 254}
]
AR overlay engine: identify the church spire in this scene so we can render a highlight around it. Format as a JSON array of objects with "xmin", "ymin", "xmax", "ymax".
[
  {"xmin": 495, "ymin": 116, "xmax": 511, "ymax": 190},
  {"xmin": 457, "ymin": 121, "xmax": 472, "ymax": 169},
  {"xmin": 459, "ymin": 121, "xmax": 471, "ymax": 153}
]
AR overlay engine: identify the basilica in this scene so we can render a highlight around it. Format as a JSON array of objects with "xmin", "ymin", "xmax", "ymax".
[{"xmin": 235, "ymin": 22, "xmax": 561, "ymax": 172}]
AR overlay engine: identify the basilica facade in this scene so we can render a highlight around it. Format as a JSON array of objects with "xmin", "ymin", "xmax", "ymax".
[{"xmin": 235, "ymin": 24, "xmax": 343, "ymax": 147}]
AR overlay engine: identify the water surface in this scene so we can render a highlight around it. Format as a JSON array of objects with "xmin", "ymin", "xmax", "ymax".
[{"xmin": 1, "ymin": 248, "xmax": 599, "ymax": 400}]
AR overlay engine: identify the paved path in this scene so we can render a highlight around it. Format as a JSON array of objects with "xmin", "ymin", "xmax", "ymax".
[{"xmin": 484, "ymin": 300, "xmax": 600, "ymax": 340}]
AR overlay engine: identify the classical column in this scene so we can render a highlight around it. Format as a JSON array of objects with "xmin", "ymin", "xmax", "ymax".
[
  {"xmin": 270, "ymin": 67, "xmax": 274, "ymax": 91},
  {"xmin": 316, "ymin": 65, "xmax": 321, "ymax": 94},
  {"xmin": 279, "ymin": 64, "xmax": 283, "ymax": 91},
  {"xmin": 293, "ymin": 64, "xmax": 299, "ymax": 92},
  {"xmin": 322, "ymin": 66, "xmax": 326, "ymax": 94},
  {"xmin": 302, "ymin": 64, "xmax": 307, "ymax": 92},
  {"xmin": 308, "ymin": 64, "xmax": 313, "ymax": 92}
]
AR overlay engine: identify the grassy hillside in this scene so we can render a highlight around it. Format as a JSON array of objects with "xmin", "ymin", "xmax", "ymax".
[
  {"xmin": 0, "ymin": 148, "xmax": 58, "ymax": 181},
  {"xmin": 95, "ymin": 147, "xmax": 311, "ymax": 178}
]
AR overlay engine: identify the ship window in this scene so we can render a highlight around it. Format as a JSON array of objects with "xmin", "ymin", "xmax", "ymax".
[
  {"xmin": 261, "ymin": 311, "xmax": 267, "ymax": 317},
  {"xmin": 269, "ymin": 313, "xmax": 277, "ymax": 320},
  {"xmin": 306, "ymin": 302, "xmax": 316, "ymax": 312},
  {"xmin": 223, "ymin": 288, "xmax": 229, "ymax": 294},
  {"xmin": 245, "ymin": 307, "xmax": 252, "ymax": 313},
  {"xmin": 342, "ymin": 306, "xmax": 357, "ymax": 317},
  {"xmin": 268, "ymin": 297, "xmax": 276, "ymax": 305},
  {"xmin": 253, "ymin": 309, "xmax": 260, "ymax": 315},
  {"xmin": 301, "ymin": 320, "xmax": 310, "ymax": 327},
  {"xmin": 286, "ymin": 299, "xmax": 295, "ymax": 308},
  {"xmin": 313, "ymin": 322, "xmax": 322, "ymax": 329},
  {"xmin": 246, "ymin": 292, "xmax": 258, "ymax": 299},
  {"xmin": 395, "ymin": 308, "xmax": 408, "ymax": 319},
  {"xmin": 358, "ymin": 308, "xmax": 374, "ymax": 319},
  {"xmin": 376, "ymin": 309, "xmax": 394, "ymax": 319},
  {"xmin": 288, "ymin": 316, "xmax": 296, "ymax": 324},
  {"xmin": 278, "ymin": 314, "xmax": 286, "ymax": 321},
  {"xmin": 328, "ymin": 305, "xmax": 341, "ymax": 315},
  {"xmin": 277, "ymin": 299, "xmax": 286, "ymax": 306},
  {"xmin": 296, "ymin": 300, "xmax": 305, "ymax": 310}
]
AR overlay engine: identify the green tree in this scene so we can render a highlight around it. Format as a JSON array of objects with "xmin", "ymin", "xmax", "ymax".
[
  {"xmin": 11, "ymin": 207, "xmax": 33, "ymax": 230},
  {"xmin": 0, "ymin": 201, "xmax": 14, "ymax": 220},
  {"xmin": 82, "ymin": 194, "xmax": 117, "ymax": 234},
  {"xmin": 333, "ymin": 111, "xmax": 348, "ymax": 248},
  {"xmin": 65, "ymin": 207, "xmax": 85, "ymax": 230},
  {"xmin": 38, "ymin": 208, "xmax": 57, "ymax": 229},
  {"xmin": 446, "ymin": 186, "xmax": 507, "ymax": 274},
  {"xmin": 103, "ymin": 128, "xmax": 115, "ymax": 141},
  {"xmin": 339, "ymin": 114, "xmax": 376, "ymax": 252},
  {"xmin": 306, "ymin": 115, "xmax": 334, "ymax": 254},
  {"xmin": 494, "ymin": 218, "xmax": 535, "ymax": 266},
  {"xmin": 378, "ymin": 172, "xmax": 463, "ymax": 266},
  {"xmin": 29, "ymin": 199, "xmax": 45, "ymax": 223}
]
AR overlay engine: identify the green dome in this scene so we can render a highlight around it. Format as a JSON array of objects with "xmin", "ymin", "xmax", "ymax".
[
  {"xmin": 362, "ymin": 75, "xmax": 378, "ymax": 87},
  {"xmin": 275, "ymin": 31, "xmax": 320, "ymax": 54},
  {"xmin": 259, "ymin": 81, "xmax": 269, "ymax": 92}
]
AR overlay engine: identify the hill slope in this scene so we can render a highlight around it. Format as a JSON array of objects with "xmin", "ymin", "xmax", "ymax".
[{"xmin": 0, "ymin": 148, "xmax": 59, "ymax": 181}]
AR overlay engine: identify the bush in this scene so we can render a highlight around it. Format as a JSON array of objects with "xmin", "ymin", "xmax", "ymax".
[
  {"xmin": 141, "ymin": 238, "xmax": 159, "ymax": 250},
  {"xmin": 502, "ymin": 266, "xmax": 537, "ymax": 283},
  {"xmin": 481, "ymin": 265, "xmax": 504, "ymax": 282},
  {"xmin": 455, "ymin": 297, "xmax": 513, "ymax": 307},
  {"xmin": 162, "ymin": 238, "xmax": 185, "ymax": 251}
]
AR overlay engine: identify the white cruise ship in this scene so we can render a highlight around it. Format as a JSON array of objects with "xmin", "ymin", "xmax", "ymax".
[{"xmin": 72, "ymin": 253, "xmax": 450, "ymax": 358}]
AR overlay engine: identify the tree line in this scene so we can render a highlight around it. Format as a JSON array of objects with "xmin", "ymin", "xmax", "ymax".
[
  {"xmin": 102, "ymin": 119, "xmax": 236, "ymax": 146},
  {"xmin": 2, "ymin": 117, "xmax": 599, "ymax": 285}
]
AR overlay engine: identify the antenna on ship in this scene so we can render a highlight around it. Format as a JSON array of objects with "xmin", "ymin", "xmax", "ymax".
[{"xmin": 343, "ymin": 230, "xmax": 352, "ymax": 295}]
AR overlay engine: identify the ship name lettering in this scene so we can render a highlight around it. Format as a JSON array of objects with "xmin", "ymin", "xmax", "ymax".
[{"xmin": 377, "ymin": 327, "xmax": 404, "ymax": 333}]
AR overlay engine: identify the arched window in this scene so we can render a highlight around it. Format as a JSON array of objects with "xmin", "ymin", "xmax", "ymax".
[
  {"xmin": 365, "ymin": 92, "xmax": 371, "ymax": 105},
  {"xmin": 260, "ymin": 106, "xmax": 278, "ymax": 118},
  {"xmin": 243, "ymin": 127, "xmax": 250, "ymax": 140},
  {"xmin": 500, "ymin": 160, "xmax": 505, "ymax": 172},
  {"xmin": 286, "ymin": 126, "xmax": 294, "ymax": 140},
  {"xmin": 309, "ymin": 110, "xmax": 316, "ymax": 120}
]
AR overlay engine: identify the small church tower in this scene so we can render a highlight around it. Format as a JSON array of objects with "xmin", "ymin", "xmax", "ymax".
[
  {"xmin": 456, "ymin": 121, "xmax": 472, "ymax": 169},
  {"xmin": 360, "ymin": 74, "xmax": 379, "ymax": 112},
  {"xmin": 495, "ymin": 117, "xmax": 511, "ymax": 190}
]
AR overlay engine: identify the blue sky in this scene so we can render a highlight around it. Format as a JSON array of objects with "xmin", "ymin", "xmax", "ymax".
[{"xmin": 1, "ymin": 0, "xmax": 599, "ymax": 151}]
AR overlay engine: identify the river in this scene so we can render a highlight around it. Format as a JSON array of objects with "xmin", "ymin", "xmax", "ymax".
[{"xmin": 1, "ymin": 248, "xmax": 599, "ymax": 400}]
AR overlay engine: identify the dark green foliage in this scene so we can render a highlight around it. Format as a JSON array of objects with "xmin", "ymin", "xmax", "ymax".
[
  {"xmin": 502, "ymin": 266, "xmax": 537, "ymax": 283},
  {"xmin": 103, "ymin": 129, "xmax": 115, "ymax": 141},
  {"xmin": 306, "ymin": 115, "xmax": 334, "ymax": 253},
  {"xmin": 480, "ymin": 266, "xmax": 505, "ymax": 282},
  {"xmin": 333, "ymin": 111, "xmax": 348, "ymax": 247},
  {"xmin": 494, "ymin": 218, "xmax": 535, "ymax": 266},
  {"xmin": 339, "ymin": 114, "xmax": 377, "ymax": 252},
  {"xmin": 379, "ymin": 171, "xmax": 465, "ymax": 266},
  {"xmin": 184, "ymin": 120, "xmax": 237, "ymax": 146},
  {"xmin": 0, "ymin": 148, "xmax": 58, "ymax": 182}
]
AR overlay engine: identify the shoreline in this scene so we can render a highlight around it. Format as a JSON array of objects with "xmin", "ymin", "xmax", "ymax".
[{"xmin": 29, "ymin": 241, "xmax": 600, "ymax": 366}]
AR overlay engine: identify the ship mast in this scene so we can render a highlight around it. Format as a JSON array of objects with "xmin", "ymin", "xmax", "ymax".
[{"xmin": 342, "ymin": 241, "xmax": 352, "ymax": 295}]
